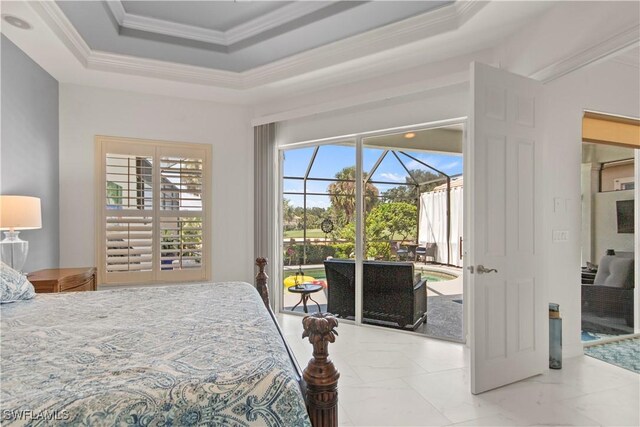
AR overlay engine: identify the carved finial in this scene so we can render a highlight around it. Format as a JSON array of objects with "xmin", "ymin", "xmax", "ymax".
[
  {"xmin": 255, "ymin": 257, "xmax": 269, "ymax": 308},
  {"xmin": 256, "ymin": 257, "xmax": 267, "ymax": 272},
  {"xmin": 302, "ymin": 313, "xmax": 338, "ymax": 346},
  {"xmin": 302, "ymin": 313, "xmax": 340, "ymax": 427}
]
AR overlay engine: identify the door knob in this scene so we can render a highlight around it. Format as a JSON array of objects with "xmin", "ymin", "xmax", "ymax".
[{"xmin": 477, "ymin": 265, "xmax": 498, "ymax": 274}]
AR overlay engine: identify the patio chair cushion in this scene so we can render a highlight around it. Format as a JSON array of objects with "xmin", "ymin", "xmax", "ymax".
[
  {"xmin": 324, "ymin": 259, "xmax": 427, "ymax": 330},
  {"xmin": 594, "ymin": 255, "xmax": 633, "ymax": 288}
]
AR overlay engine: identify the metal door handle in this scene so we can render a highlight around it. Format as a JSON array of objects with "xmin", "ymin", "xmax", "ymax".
[{"xmin": 477, "ymin": 265, "xmax": 498, "ymax": 274}]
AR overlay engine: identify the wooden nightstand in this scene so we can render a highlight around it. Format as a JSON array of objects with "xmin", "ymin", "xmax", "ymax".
[{"xmin": 27, "ymin": 268, "xmax": 97, "ymax": 293}]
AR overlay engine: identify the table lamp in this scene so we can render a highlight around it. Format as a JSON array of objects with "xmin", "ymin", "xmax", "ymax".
[{"xmin": 0, "ymin": 195, "xmax": 42, "ymax": 271}]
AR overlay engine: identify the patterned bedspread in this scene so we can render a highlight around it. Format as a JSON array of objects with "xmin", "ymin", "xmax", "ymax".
[{"xmin": 0, "ymin": 282, "xmax": 311, "ymax": 427}]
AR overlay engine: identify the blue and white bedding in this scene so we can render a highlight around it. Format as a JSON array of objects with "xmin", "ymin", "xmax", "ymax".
[{"xmin": 0, "ymin": 282, "xmax": 311, "ymax": 426}]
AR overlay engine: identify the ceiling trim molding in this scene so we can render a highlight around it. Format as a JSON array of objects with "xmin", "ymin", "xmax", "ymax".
[
  {"xmin": 86, "ymin": 51, "xmax": 244, "ymax": 88},
  {"xmin": 225, "ymin": 2, "xmax": 333, "ymax": 45},
  {"xmin": 105, "ymin": 1, "xmax": 125, "ymax": 25},
  {"xmin": 104, "ymin": 1, "xmax": 331, "ymax": 46},
  {"xmin": 530, "ymin": 23, "xmax": 640, "ymax": 83},
  {"xmin": 106, "ymin": 1, "xmax": 226, "ymax": 45},
  {"xmin": 455, "ymin": 0, "xmax": 486, "ymax": 26},
  {"xmin": 30, "ymin": 0, "xmax": 636, "ymax": 92},
  {"xmin": 31, "ymin": 0, "xmax": 484, "ymax": 89},
  {"xmin": 31, "ymin": 0, "xmax": 90, "ymax": 66},
  {"xmin": 610, "ymin": 45, "xmax": 640, "ymax": 69}
]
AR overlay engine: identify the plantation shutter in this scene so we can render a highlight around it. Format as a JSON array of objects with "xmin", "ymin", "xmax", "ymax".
[
  {"xmin": 158, "ymin": 145, "xmax": 206, "ymax": 281},
  {"xmin": 97, "ymin": 137, "xmax": 210, "ymax": 285}
]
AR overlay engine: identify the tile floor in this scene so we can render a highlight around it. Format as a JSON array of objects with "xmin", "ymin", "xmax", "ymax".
[{"xmin": 277, "ymin": 313, "xmax": 640, "ymax": 427}]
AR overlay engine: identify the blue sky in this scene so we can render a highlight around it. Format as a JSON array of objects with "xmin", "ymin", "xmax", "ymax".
[{"xmin": 283, "ymin": 145, "xmax": 463, "ymax": 208}]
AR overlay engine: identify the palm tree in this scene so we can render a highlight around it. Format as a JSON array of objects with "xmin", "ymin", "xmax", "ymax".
[{"xmin": 328, "ymin": 166, "xmax": 379, "ymax": 225}]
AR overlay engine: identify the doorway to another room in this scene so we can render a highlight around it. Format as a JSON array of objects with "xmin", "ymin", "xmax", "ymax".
[
  {"xmin": 581, "ymin": 142, "xmax": 635, "ymax": 340},
  {"xmin": 580, "ymin": 111, "xmax": 640, "ymax": 374}
]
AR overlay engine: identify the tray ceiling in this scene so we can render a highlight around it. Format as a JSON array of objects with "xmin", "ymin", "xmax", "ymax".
[{"xmin": 56, "ymin": 0, "xmax": 452, "ymax": 72}]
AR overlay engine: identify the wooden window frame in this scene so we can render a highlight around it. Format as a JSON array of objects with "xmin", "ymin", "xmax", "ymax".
[{"xmin": 95, "ymin": 135, "xmax": 212, "ymax": 285}]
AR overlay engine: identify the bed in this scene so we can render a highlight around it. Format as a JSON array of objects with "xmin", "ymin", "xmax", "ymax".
[{"xmin": 0, "ymin": 259, "xmax": 339, "ymax": 427}]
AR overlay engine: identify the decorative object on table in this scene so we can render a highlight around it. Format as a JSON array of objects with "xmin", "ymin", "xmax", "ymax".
[
  {"xmin": 0, "ymin": 195, "xmax": 42, "ymax": 271},
  {"xmin": 549, "ymin": 303, "xmax": 562, "ymax": 369},
  {"xmin": 294, "ymin": 262, "xmax": 305, "ymax": 289}
]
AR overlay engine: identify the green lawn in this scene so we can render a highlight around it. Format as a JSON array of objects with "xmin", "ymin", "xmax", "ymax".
[
  {"xmin": 284, "ymin": 228, "xmax": 417, "ymax": 241},
  {"xmin": 284, "ymin": 229, "xmax": 326, "ymax": 238}
]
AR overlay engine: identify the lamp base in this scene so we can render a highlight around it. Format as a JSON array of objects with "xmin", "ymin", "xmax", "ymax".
[{"xmin": 0, "ymin": 231, "xmax": 29, "ymax": 272}]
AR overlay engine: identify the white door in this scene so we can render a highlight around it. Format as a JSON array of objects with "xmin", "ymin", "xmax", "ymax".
[{"xmin": 467, "ymin": 62, "xmax": 546, "ymax": 394}]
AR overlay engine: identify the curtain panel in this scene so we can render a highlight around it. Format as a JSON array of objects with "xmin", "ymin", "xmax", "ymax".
[
  {"xmin": 254, "ymin": 123, "xmax": 277, "ymax": 305},
  {"xmin": 418, "ymin": 186, "xmax": 464, "ymax": 267}
]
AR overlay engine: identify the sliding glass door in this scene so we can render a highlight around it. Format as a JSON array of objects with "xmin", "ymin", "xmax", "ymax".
[
  {"xmin": 280, "ymin": 141, "xmax": 356, "ymax": 317},
  {"xmin": 278, "ymin": 121, "xmax": 465, "ymax": 341}
]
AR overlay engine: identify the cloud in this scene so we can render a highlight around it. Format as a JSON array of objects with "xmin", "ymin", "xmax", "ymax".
[
  {"xmin": 283, "ymin": 186, "xmax": 303, "ymax": 193},
  {"xmin": 441, "ymin": 161, "xmax": 461, "ymax": 171},
  {"xmin": 404, "ymin": 154, "xmax": 462, "ymax": 175},
  {"xmin": 379, "ymin": 172, "xmax": 405, "ymax": 182}
]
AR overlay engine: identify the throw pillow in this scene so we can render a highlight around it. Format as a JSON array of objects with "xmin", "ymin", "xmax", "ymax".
[
  {"xmin": 0, "ymin": 262, "xmax": 36, "ymax": 303},
  {"xmin": 603, "ymin": 258, "xmax": 634, "ymax": 289}
]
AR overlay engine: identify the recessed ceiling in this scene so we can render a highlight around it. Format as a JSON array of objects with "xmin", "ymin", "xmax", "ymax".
[
  {"xmin": 120, "ymin": 1, "xmax": 291, "ymax": 33},
  {"xmin": 55, "ymin": 0, "xmax": 452, "ymax": 72},
  {"xmin": 0, "ymin": 0, "xmax": 569, "ymax": 105}
]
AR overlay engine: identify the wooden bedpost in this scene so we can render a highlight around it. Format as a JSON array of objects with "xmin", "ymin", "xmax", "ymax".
[
  {"xmin": 302, "ymin": 313, "xmax": 340, "ymax": 427},
  {"xmin": 255, "ymin": 257, "xmax": 270, "ymax": 308}
]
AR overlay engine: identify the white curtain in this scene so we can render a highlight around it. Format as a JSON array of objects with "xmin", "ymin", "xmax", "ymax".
[
  {"xmin": 418, "ymin": 186, "xmax": 464, "ymax": 267},
  {"xmin": 254, "ymin": 123, "xmax": 277, "ymax": 302}
]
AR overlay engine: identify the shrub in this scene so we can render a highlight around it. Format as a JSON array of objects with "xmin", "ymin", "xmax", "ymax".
[{"xmin": 284, "ymin": 244, "xmax": 338, "ymax": 264}]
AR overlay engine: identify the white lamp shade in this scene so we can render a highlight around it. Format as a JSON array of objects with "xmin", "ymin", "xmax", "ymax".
[{"xmin": 0, "ymin": 196, "xmax": 42, "ymax": 230}]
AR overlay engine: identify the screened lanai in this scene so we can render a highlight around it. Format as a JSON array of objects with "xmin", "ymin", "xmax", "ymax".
[
  {"xmin": 280, "ymin": 125, "xmax": 465, "ymax": 341},
  {"xmin": 282, "ymin": 141, "xmax": 462, "ymax": 266},
  {"xmin": 281, "ymin": 126, "xmax": 463, "ymax": 341}
]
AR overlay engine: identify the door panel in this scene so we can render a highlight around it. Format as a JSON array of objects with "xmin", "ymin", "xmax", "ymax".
[{"xmin": 469, "ymin": 62, "xmax": 545, "ymax": 394}]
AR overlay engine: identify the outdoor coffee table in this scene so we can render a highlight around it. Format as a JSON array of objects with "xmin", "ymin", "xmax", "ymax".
[{"xmin": 287, "ymin": 283, "xmax": 323, "ymax": 313}]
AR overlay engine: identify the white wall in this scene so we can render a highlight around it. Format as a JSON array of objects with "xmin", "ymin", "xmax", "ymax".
[
  {"xmin": 59, "ymin": 84, "xmax": 254, "ymax": 283},
  {"xmin": 277, "ymin": 83, "xmax": 468, "ymax": 146},
  {"xmin": 542, "ymin": 59, "xmax": 640, "ymax": 358}
]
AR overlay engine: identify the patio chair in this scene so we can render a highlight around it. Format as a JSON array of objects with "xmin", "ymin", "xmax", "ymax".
[
  {"xmin": 416, "ymin": 243, "xmax": 437, "ymax": 263},
  {"xmin": 582, "ymin": 251, "xmax": 634, "ymax": 328},
  {"xmin": 324, "ymin": 259, "xmax": 427, "ymax": 330}
]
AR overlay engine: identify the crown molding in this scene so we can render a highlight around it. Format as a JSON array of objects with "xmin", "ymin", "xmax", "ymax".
[
  {"xmin": 31, "ymin": 0, "xmax": 90, "ymax": 66},
  {"xmin": 225, "ymin": 2, "xmax": 333, "ymax": 45},
  {"xmin": 455, "ymin": 0, "xmax": 487, "ymax": 26},
  {"xmin": 31, "ymin": 0, "xmax": 486, "ymax": 90},
  {"xmin": 86, "ymin": 51, "xmax": 244, "ymax": 89},
  {"xmin": 104, "ymin": 1, "xmax": 331, "ymax": 47},
  {"xmin": 105, "ymin": 1, "xmax": 125, "ymax": 24},
  {"xmin": 30, "ymin": 0, "xmax": 636, "ymax": 92},
  {"xmin": 610, "ymin": 45, "xmax": 640, "ymax": 69},
  {"xmin": 530, "ymin": 23, "xmax": 640, "ymax": 83},
  {"xmin": 243, "ymin": 0, "xmax": 480, "ymax": 88},
  {"xmin": 106, "ymin": 1, "xmax": 227, "ymax": 45}
]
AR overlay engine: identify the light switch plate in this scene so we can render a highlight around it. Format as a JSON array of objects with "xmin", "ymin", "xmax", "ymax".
[{"xmin": 552, "ymin": 230, "xmax": 569, "ymax": 242}]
